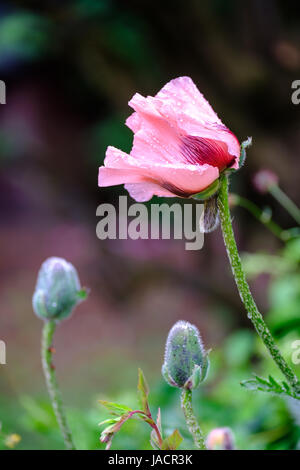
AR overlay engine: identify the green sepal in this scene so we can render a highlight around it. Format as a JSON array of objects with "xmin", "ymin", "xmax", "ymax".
[
  {"xmin": 192, "ymin": 179, "xmax": 220, "ymax": 201},
  {"xmin": 224, "ymin": 167, "xmax": 237, "ymax": 175},
  {"xmin": 239, "ymin": 137, "xmax": 252, "ymax": 168},
  {"xmin": 184, "ymin": 352, "xmax": 210, "ymax": 390},
  {"xmin": 184, "ymin": 364, "xmax": 201, "ymax": 390},
  {"xmin": 199, "ymin": 350, "xmax": 210, "ymax": 382},
  {"xmin": 161, "ymin": 363, "xmax": 178, "ymax": 388}
]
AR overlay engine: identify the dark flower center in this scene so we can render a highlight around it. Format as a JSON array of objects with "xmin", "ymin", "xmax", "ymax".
[{"xmin": 181, "ymin": 135, "xmax": 235, "ymax": 170}]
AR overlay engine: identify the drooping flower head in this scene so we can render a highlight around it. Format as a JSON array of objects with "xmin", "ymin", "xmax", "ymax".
[{"xmin": 98, "ymin": 77, "xmax": 240, "ymax": 201}]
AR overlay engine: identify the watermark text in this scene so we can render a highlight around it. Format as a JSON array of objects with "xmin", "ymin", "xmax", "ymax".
[
  {"xmin": 0, "ymin": 340, "xmax": 6, "ymax": 364},
  {"xmin": 96, "ymin": 196, "xmax": 205, "ymax": 250}
]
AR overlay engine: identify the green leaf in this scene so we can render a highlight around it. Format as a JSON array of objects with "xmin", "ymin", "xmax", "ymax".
[
  {"xmin": 98, "ymin": 418, "xmax": 119, "ymax": 427},
  {"xmin": 108, "ymin": 413, "xmax": 131, "ymax": 433},
  {"xmin": 254, "ymin": 375, "xmax": 270, "ymax": 386},
  {"xmin": 137, "ymin": 369, "xmax": 150, "ymax": 415},
  {"xmin": 241, "ymin": 375, "xmax": 299, "ymax": 399},
  {"xmin": 150, "ymin": 429, "xmax": 160, "ymax": 450},
  {"xmin": 156, "ymin": 408, "xmax": 162, "ymax": 435},
  {"xmin": 268, "ymin": 375, "xmax": 277, "ymax": 387},
  {"xmin": 100, "ymin": 412, "xmax": 134, "ymax": 446},
  {"xmin": 161, "ymin": 429, "xmax": 183, "ymax": 450},
  {"xmin": 150, "ymin": 408, "xmax": 162, "ymax": 450},
  {"xmin": 282, "ymin": 381, "xmax": 290, "ymax": 392},
  {"xmin": 99, "ymin": 400, "xmax": 132, "ymax": 416}
]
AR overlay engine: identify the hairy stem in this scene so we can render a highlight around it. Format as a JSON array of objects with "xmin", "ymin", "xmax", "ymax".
[
  {"xmin": 41, "ymin": 320, "xmax": 75, "ymax": 450},
  {"xmin": 181, "ymin": 389, "xmax": 206, "ymax": 450},
  {"xmin": 218, "ymin": 176, "xmax": 300, "ymax": 395}
]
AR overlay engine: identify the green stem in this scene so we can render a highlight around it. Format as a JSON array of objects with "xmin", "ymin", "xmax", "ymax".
[
  {"xmin": 269, "ymin": 185, "xmax": 300, "ymax": 225},
  {"xmin": 41, "ymin": 320, "xmax": 76, "ymax": 450},
  {"xmin": 218, "ymin": 176, "xmax": 300, "ymax": 395},
  {"xmin": 181, "ymin": 389, "xmax": 206, "ymax": 450}
]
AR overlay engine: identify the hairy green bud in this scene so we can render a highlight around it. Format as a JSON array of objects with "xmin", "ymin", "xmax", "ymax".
[
  {"xmin": 162, "ymin": 321, "xmax": 209, "ymax": 390},
  {"xmin": 32, "ymin": 257, "xmax": 87, "ymax": 321}
]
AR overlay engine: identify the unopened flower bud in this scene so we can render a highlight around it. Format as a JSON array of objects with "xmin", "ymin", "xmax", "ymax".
[
  {"xmin": 162, "ymin": 321, "xmax": 209, "ymax": 390},
  {"xmin": 32, "ymin": 257, "xmax": 87, "ymax": 321},
  {"xmin": 253, "ymin": 170, "xmax": 278, "ymax": 194},
  {"xmin": 206, "ymin": 427, "xmax": 235, "ymax": 450}
]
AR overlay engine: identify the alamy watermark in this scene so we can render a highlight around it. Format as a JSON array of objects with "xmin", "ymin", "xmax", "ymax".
[
  {"xmin": 96, "ymin": 196, "xmax": 205, "ymax": 250},
  {"xmin": 0, "ymin": 80, "xmax": 6, "ymax": 104},
  {"xmin": 0, "ymin": 340, "xmax": 6, "ymax": 364},
  {"xmin": 291, "ymin": 80, "xmax": 300, "ymax": 105},
  {"xmin": 291, "ymin": 340, "xmax": 300, "ymax": 365}
]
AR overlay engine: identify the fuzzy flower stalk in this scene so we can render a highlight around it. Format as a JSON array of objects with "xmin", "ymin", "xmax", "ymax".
[
  {"xmin": 32, "ymin": 257, "xmax": 87, "ymax": 450},
  {"xmin": 217, "ymin": 176, "xmax": 300, "ymax": 395},
  {"xmin": 162, "ymin": 321, "xmax": 209, "ymax": 449}
]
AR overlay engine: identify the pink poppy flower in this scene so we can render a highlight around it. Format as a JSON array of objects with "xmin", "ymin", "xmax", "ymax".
[{"xmin": 98, "ymin": 77, "xmax": 240, "ymax": 202}]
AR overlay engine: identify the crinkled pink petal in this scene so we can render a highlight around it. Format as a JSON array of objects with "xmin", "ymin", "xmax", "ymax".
[
  {"xmin": 127, "ymin": 77, "xmax": 240, "ymax": 169},
  {"xmin": 125, "ymin": 183, "xmax": 177, "ymax": 202},
  {"xmin": 99, "ymin": 77, "xmax": 241, "ymax": 201},
  {"xmin": 130, "ymin": 127, "xmax": 181, "ymax": 165},
  {"xmin": 126, "ymin": 92, "xmax": 235, "ymax": 171},
  {"xmin": 98, "ymin": 145, "xmax": 219, "ymax": 201},
  {"xmin": 98, "ymin": 146, "xmax": 151, "ymax": 186},
  {"xmin": 126, "ymin": 111, "xmax": 141, "ymax": 133},
  {"xmin": 126, "ymin": 94, "xmax": 182, "ymax": 165},
  {"xmin": 98, "ymin": 167, "xmax": 148, "ymax": 186},
  {"xmin": 154, "ymin": 77, "xmax": 240, "ymax": 165}
]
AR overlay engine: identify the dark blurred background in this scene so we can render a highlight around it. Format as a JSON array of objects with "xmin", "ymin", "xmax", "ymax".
[{"xmin": 0, "ymin": 0, "xmax": 299, "ymax": 450}]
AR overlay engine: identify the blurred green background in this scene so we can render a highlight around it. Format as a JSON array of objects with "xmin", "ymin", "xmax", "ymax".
[{"xmin": 0, "ymin": 0, "xmax": 299, "ymax": 450}]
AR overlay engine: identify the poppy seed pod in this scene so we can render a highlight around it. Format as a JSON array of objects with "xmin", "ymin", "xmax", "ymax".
[
  {"xmin": 162, "ymin": 321, "xmax": 209, "ymax": 390},
  {"xmin": 32, "ymin": 257, "xmax": 87, "ymax": 321}
]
